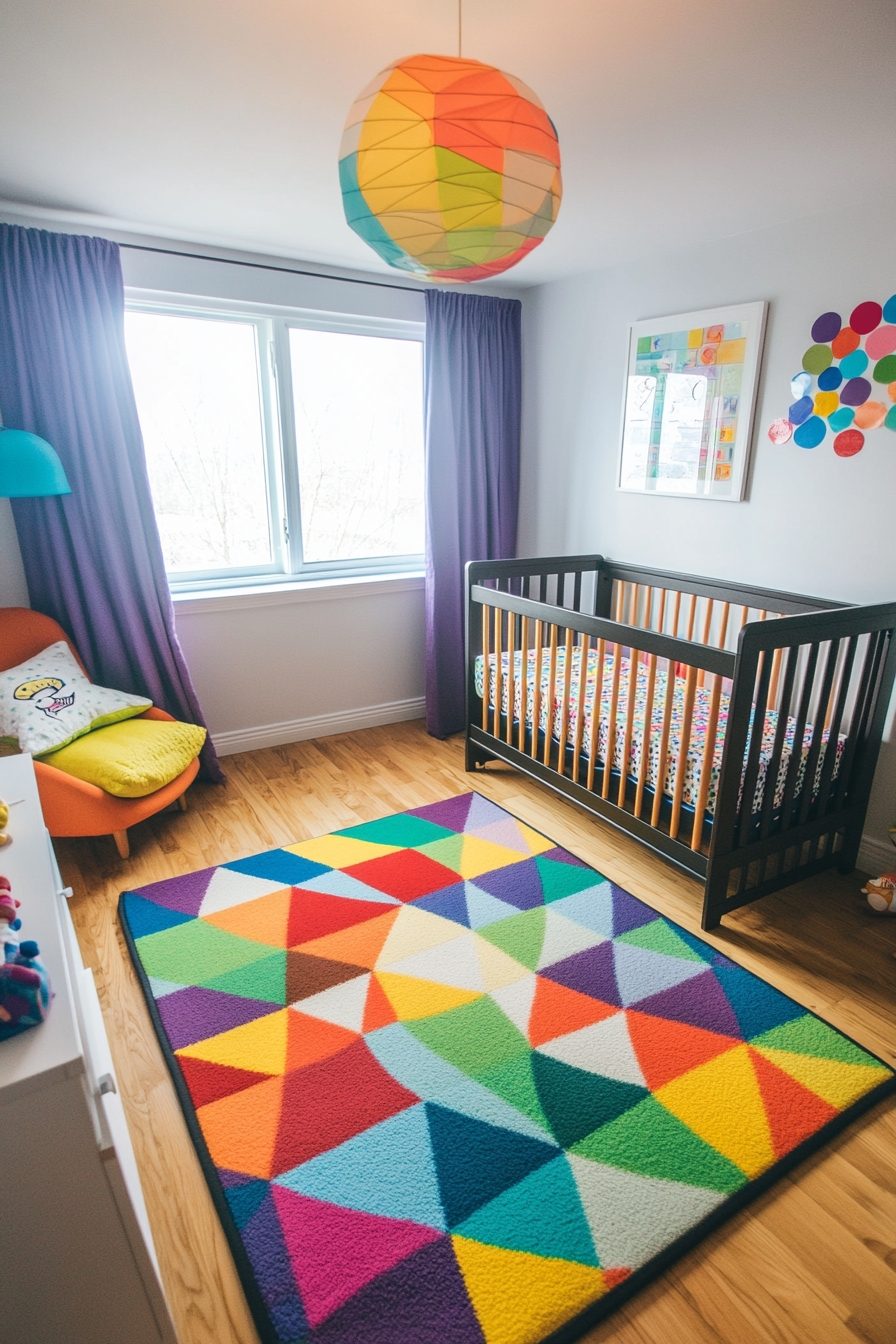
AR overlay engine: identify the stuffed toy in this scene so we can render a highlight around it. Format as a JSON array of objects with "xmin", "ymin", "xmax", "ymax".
[
  {"xmin": 861, "ymin": 873, "xmax": 896, "ymax": 914},
  {"xmin": 0, "ymin": 799, "xmax": 9, "ymax": 847},
  {"xmin": 0, "ymin": 876, "xmax": 52, "ymax": 1040}
]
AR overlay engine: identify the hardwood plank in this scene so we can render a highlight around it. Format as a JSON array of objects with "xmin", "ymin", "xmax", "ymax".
[{"xmin": 54, "ymin": 719, "xmax": 896, "ymax": 1344}]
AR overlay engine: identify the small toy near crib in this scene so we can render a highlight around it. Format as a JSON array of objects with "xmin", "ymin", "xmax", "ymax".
[{"xmin": 465, "ymin": 556, "xmax": 896, "ymax": 929}]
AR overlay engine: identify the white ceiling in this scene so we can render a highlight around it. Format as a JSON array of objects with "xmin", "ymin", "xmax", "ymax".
[{"xmin": 1, "ymin": 0, "xmax": 894, "ymax": 287}]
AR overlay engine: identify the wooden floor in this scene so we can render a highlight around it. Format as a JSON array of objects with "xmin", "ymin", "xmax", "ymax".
[{"xmin": 57, "ymin": 720, "xmax": 896, "ymax": 1344}]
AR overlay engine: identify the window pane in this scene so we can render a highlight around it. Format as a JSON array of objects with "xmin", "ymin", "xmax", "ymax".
[
  {"xmin": 125, "ymin": 311, "xmax": 272, "ymax": 572},
  {"xmin": 289, "ymin": 328, "xmax": 424, "ymax": 563}
]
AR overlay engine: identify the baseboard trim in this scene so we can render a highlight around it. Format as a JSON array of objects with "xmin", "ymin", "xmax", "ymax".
[
  {"xmin": 211, "ymin": 696, "xmax": 426, "ymax": 756},
  {"xmin": 857, "ymin": 832, "xmax": 896, "ymax": 877}
]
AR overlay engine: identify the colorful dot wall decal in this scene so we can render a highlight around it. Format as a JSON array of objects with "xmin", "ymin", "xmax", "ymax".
[
  {"xmin": 873, "ymin": 354, "xmax": 896, "ymax": 384},
  {"xmin": 793, "ymin": 416, "xmax": 826, "ymax": 448},
  {"xmin": 839, "ymin": 349, "xmax": 869, "ymax": 379},
  {"xmin": 767, "ymin": 418, "xmax": 793, "ymax": 444},
  {"xmin": 840, "ymin": 377, "xmax": 872, "ymax": 407},
  {"xmin": 828, "ymin": 407, "xmax": 855, "ymax": 432},
  {"xmin": 767, "ymin": 295, "xmax": 896, "ymax": 457},
  {"xmin": 832, "ymin": 327, "xmax": 860, "ymax": 359},
  {"xmin": 802, "ymin": 344, "xmax": 833, "ymax": 375},
  {"xmin": 854, "ymin": 401, "xmax": 887, "ymax": 430},
  {"xmin": 850, "ymin": 301, "xmax": 882, "ymax": 335},
  {"xmin": 817, "ymin": 366, "xmax": 842, "ymax": 391},
  {"xmin": 834, "ymin": 429, "xmax": 864, "ymax": 456},
  {"xmin": 813, "ymin": 391, "xmax": 839, "ymax": 418},
  {"xmin": 810, "ymin": 311, "xmax": 841, "ymax": 342},
  {"xmin": 865, "ymin": 326, "xmax": 896, "ymax": 360},
  {"xmin": 789, "ymin": 396, "xmax": 813, "ymax": 426}
]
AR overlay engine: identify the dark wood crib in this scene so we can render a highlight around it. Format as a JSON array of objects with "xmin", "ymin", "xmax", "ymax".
[{"xmin": 465, "ymin": 555, "xmax": 896, "ymax": 929}]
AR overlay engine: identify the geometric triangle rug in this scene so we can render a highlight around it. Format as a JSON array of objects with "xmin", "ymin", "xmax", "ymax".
[{"xmin": 119, "ymin": 792, "xmax": 895, "ymax": 1344}]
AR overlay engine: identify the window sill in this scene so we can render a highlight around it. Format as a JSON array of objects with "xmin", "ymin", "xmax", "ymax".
[{"xmin": 171, "ymin": 570, "xmax": 425, "ymax": 615}]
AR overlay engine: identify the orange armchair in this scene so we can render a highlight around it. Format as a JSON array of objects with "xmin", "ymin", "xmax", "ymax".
[{"xmin": 0, "ymin": 607, "xmax": 200, "ymax": 857}]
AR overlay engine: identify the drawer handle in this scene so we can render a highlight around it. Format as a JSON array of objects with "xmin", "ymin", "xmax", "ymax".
[{"xmin": 98, "ymin": 1073, "xmax": 117, "ymax": 1096}]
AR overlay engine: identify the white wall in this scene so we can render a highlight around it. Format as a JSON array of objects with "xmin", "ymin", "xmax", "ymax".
[{"xmin": 519, "ymin": 197, "xmax": 896, "ymax": 855}]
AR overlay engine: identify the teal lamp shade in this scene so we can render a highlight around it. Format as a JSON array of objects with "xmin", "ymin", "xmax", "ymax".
[{"xmin": 0, "ymin": 426, "xmax": 71, "ymax": 497}]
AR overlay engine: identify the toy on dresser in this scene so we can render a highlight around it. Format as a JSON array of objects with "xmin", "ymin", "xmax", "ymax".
[{"xmin": 0, "ymin": 875, "xmax": 52, "ymax": 1040}]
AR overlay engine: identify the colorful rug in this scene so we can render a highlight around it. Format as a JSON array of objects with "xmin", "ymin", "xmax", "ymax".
[{"xmin": 120, "ymin": 793, "xmax": 894, "ymax": 1344}]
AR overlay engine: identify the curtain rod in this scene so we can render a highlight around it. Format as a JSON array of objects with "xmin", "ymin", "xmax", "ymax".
[{"xmin": 117, "ymin": 242, "xmax": 427, "ymax": 294}]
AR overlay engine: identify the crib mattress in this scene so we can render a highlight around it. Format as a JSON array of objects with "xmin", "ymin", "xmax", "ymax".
[{"xmin": 474, "ymin": 648, "xmax": 843, "ymax": 821}]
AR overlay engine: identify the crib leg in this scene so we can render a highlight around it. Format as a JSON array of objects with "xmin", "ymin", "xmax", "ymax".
[
  {"xmin": 466, "ymin": 739, "xmax": 495, "ymax": 771},
  {"xmin": 837, "ymin": 827, "xmax": 862, "ymax": 875}
]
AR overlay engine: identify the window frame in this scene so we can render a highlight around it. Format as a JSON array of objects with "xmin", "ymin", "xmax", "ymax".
[{"xmin": 125, "ymin": 289, "xmax": 427, "ymax": 593}]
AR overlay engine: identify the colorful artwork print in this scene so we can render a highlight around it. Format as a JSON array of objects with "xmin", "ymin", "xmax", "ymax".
[
  {"xmin": 768, "ymin": 294, "xmax": 896, "ymax": 456},
  {"xmin": 619, "ymin": 302, "xmax": 767, "ymax": 502},
  {"xmin": 339, "ymin": 54, "xmax": 562, "ymax": 283},
  {"xmin": 121, "ymin": 795, "xmax": 894, "ymax": 1344}
]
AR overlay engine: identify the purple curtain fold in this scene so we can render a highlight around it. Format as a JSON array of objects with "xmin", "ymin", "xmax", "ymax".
[
  {"xmin": 0, "ymin": 225, "xmax": 223, "ymax": 782},
  {"xmin": 424, "ymin": 289, "xmax": 521, "ymax": 738}
]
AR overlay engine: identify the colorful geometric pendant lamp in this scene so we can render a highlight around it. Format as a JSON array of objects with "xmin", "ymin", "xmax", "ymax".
[{"xmin": 339, "ymin": 12, "xmax": 562, "ymax": 283}]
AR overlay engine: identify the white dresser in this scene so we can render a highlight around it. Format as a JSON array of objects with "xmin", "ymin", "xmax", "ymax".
[{"xmin": 0, "ymin": 754, "xmax": 177, "ymax": 1344}]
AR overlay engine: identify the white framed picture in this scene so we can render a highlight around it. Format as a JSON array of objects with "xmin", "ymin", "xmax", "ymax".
[{"xmin": 617, "ymin": 300, "xmax": 768, "ymax": 501}]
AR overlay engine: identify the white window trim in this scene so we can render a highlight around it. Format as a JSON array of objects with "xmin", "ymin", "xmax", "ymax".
[{"xmin": 125, "ymin": 288, "xmax": 426, "ymax": 595}]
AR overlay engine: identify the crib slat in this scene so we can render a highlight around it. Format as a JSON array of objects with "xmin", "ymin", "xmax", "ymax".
[
  {"xmin": 481, "ymin": 605, "xmax": 490, "ymax": 732},
  {"xmin": 698, "ymin": 599, "xmax": 715, "ymax": 687},
  {"xmin": 602, "ymin": 640, "xmax": 623, "ymax": 799},
  {"xmin": 518, "ymin": 616, "xmax": 529, "ymax": 752},
  {"xmin": 798, "ymin": 640, "xmax": 838, "ymax": 827},
  {"xmin": 651, "ymin": 659, "xmax": 677, "ymax": 827},
  {"xmin": 759, "ymin": 645, "xmax": 798, "ymax": 840},
  {"xmin": 544, "ymin": 623, "xmax": 559, "ymax": 768},
  {"xmin": 630, "ymin": 583, "xmax": 639, "ymax": 628},
  {"xmin": 778, "ymin": 643, "xmax": 819, "ymax": 830},
  {"xmin": 493, "ymin": 606, "xmax": 503, "ymax": 737},
  {"xmin": 657, "ymin": 588, "xmax": 667, "ymax": 634},
  {"xmin": 738, "ymin": 648, "xmax": 774, "ymax": 848},
  {"xmin": 767, "ymin": 646, "xmax": 783, "ymax": 710},
  {"xmin": 531, "ymin": 620, "xmax": 544, "ymax": 760},
  {"xmin": 832, "ymin": 632, "xmax": 884, "ymax": 811},
  {"xmin": 685, "ymin": 592, "xmax": 697, "ymax": 642},
  {"xmin": 506, "ymin": 611, "xmax": 516, "ymax": 746},
  {"xmin": 691, "ymin": 672, "xmax": 722, "ymax": 850},
  {"xmin": 586, "ymin": 638, "xmax": 606, "ymax": 791},
  {"xmin": 717, "ymin": 601, "xmax": 730, "ymax": 649},
  {"xmin": 618, "ymin": 646, "xmax": 638, "ymax": 807},
  {"xmin": 559, "ymin": 627, "xmax": 574, "ymax": 774},
  {"xmin": 572, "ymin": 636, "xmax": 589, "ymax": 784},
  {"xmin": 669, "ymin": 663, "xmax": 698, "ymax": 840},
  {"xmin": 615, "ymin": 581, "xmax": 625, "ymax": 623},
  {"xmin": 634, "ymin": 654, "xmax": 658, "ymax": 819},
  {"xmin": 813, "ymin": 637, "xmax": 857, "ymax": 826},
  {"xmin": 644, "ymin": 586, "xmax": 654, "ymax": 632},
  {"xmin": 672, "ymin": 590, "xmax": 682, "ymax": 636}
]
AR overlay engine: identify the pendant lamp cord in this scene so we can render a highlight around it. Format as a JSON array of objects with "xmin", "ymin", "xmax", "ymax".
[{"xmin": 458, "ymin": 0, "xmax": 462, "ymax": 57}]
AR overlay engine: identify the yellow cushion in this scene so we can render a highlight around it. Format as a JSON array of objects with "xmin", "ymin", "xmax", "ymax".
[{"xmin": 40, "ymin": 718, "xmax": 206, "ymax": 797}]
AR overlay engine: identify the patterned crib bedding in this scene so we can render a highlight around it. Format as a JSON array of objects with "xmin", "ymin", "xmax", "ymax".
[{"xmin": 474, "ymin": 647, "xmax": 844, "ymax": 821}]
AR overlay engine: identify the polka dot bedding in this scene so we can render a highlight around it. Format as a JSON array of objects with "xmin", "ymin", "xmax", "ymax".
[{"xmin": 473, "ymin": 649, "xmax": 844, "ymax": 820}]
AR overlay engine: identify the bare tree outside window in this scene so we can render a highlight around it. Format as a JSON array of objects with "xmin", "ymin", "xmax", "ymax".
[{"xmin": 125, "ymin": 311, "xmax": 272, "ymax": 572}]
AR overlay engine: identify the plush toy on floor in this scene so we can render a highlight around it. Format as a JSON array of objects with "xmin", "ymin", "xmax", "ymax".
[
  {"xmin": 862, "ymin": 873, "xmax": 896, "ymax": 914},
  {"xmin": 0, "ymin": 875, "xmax": 52, "ymax": 1040}
]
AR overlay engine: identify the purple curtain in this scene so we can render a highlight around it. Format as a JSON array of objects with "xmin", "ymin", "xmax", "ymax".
[
  {"xmin": 424, "ymin": 289, "xmax": 521, "ymax": 738},
  {"xmin": 0, "ymin": 225, "xmax": 223, "ymax": 782}
]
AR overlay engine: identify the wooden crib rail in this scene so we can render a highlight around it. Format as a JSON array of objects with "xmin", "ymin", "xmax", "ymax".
[
  {"xmin": 600, "ymin": 561, "xmax": 843, "ymax": 620},
  {"xmin": 470, "ymin": 585, "xmax": 737, "ymax": 680}
]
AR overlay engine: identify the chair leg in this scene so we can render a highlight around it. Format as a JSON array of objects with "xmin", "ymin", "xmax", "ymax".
[
  {"xmin": 113, "ymin": 829, "xmax": 130, "ymax": 859},
  {"xmin": 177, "ymin": 794, "xmax": 188, "ymax": 812}
]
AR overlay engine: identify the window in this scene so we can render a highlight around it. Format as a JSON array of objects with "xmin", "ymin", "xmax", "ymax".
[{"xmin": 124, "ymin": 298, "xmax": 425, "ymax": 590}]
